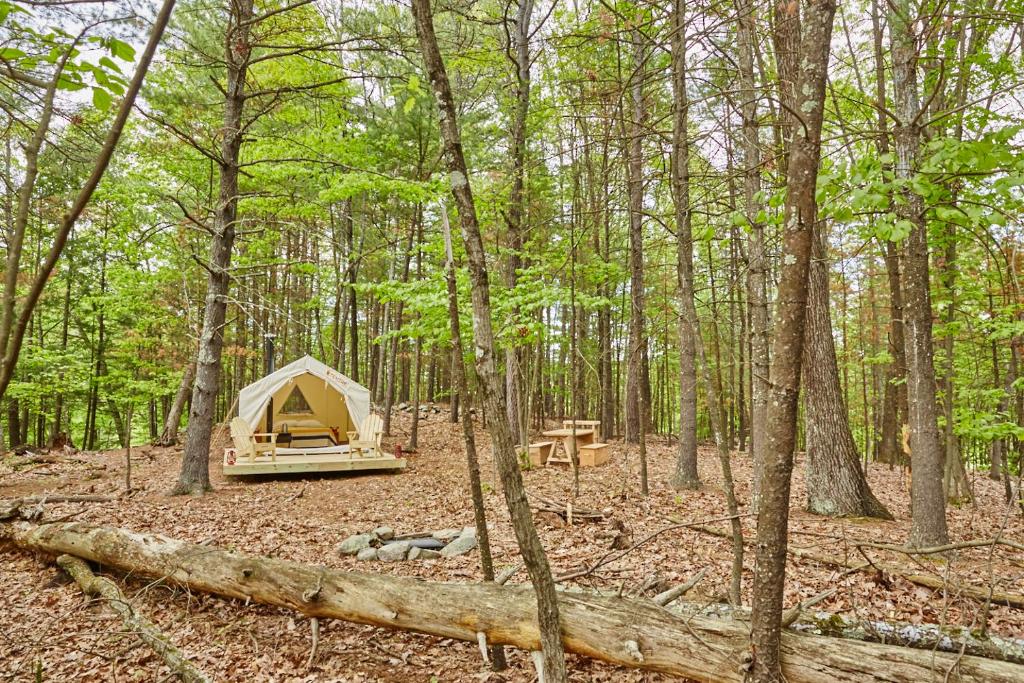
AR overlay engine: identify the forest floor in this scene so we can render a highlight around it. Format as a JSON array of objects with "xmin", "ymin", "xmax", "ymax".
[{"xmin": 1, "ymin": 411, "xmax": 1022, "ymax": 682}]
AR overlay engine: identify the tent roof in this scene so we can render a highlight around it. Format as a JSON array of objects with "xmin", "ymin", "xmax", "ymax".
[{"xmin": 237, "ymin": 355, "xmax": 369, "ymax": 430}]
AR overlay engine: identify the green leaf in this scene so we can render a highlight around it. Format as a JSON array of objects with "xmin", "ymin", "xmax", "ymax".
[
  {"xmin": 98, "ymin": 56, "xmax": 123, "ymax": 74},
  {"xmin": 0, "ymin": 46, "xmax": 25, "ymax": 60},
  {"xmin": 108, "ymin": 38, "xmax": 135, "ymax": 61},
  {"xmin": 92, "ymin": 87, "xmax": 112, "ymax": 110}
]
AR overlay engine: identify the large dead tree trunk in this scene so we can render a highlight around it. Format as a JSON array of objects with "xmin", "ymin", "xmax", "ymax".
[
  {"xmin": 410, "ymin": 2, "xmax": 567, "ymax": 679},
  {"xmin": 4, "ymin": 521, "xmax": 1022, "ymax": 683}
]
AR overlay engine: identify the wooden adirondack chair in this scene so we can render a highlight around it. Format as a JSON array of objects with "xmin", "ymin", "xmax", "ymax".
[
  {"xmin": 230, "ymin": 417, "xmax": 278, "ymax": 463},
  {"xmin": 347, "ymin": 413, "xmax": 383, "ymax": 457}
]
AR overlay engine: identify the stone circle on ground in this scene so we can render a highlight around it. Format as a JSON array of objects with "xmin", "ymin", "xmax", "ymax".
[{"xmin": 336, "ymin": 525, "xmax": 477, "ymax": 562}]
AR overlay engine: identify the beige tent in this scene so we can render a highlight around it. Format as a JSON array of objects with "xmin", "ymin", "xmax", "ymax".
[
  {"xmin": 225, "ymin": 355, "xmax": 405, "ymax": 475},
  {"xmin": 238, "ymin": 355, "xmax": 367, "ymax": 446}
]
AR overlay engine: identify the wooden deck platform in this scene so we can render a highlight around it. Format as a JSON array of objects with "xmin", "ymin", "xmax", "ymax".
[{"xmin": 223, "ymin": 448, "xmax": 406, "ymax": 476}]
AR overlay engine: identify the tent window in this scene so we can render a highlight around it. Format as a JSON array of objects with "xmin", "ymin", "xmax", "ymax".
[{"xmin": 280, "ymin": 386, "xmax": 312, "ymax": 414}]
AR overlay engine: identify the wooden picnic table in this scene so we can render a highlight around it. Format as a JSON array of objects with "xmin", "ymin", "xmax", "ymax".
[
  {"xmin": 540, "ymin": 427, "xmax": 596, "ymax": 465},
  {"xmin": 562, "ymin": 419, "xmax": 602, "ymax": 430}
]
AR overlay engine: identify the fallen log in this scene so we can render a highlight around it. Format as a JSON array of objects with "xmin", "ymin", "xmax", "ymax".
[
  {"xmin": 1, "ymin": 494, "xmax": 117, "ymax": 521},
  {"xmin": 3, "ymin": 521, "xmax": 1022, "ymax": 683},
  {"xmin": 57, "ymin": 555, "xmax": 210, "ymax": 683},
  {"xmin": 670, "ymin": 598, "xmax": 1024, "ymax": 665},
  {"xmin": 689, "ymin": 523, "xmax": 1024, "ymax": 610}
]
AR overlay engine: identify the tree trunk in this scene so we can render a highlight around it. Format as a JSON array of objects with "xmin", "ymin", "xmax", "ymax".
[
  {"xmin": 879, "ymin": 241, "xmax": 910, "ymax": 465},
  {"xmin": 6, "ymin": 521, "xmax": 1022, "ymax": 683},
  {"xmin": 504, "ymin": 0, "xmax": 534, "ymax": 450},
  {"xmin": 410, "ymin": 2, "xmax": 568, "ymax": 678},
  {"xmin": 442, "ymin": 215, "xmax": 505, "ymax": 670},
  {"xmin": 668, "ymin": 5, "xmax": 700, "ymax": 491},
  {"xmin": 804, "ymin": 226, "xmax": 892, "ymax": 519},
  {"xmin": 159, "ymin": 362, "xmax": 196, "ymax": 447},
  {"xmin": 941, "ymin": 232, "xmax": 971, "ymax": 503},
  {"xmin": 889, "ymin": 0, "xmax": 950, "ymax": 547},
  {"xmin": 382, "ymin": 221, "xmax": 415, "ymax": 436},
  {"xmin": 173, "ymin": 0, "xmax": 254, "ymax": 495},
  {"xmin": 750, "ymin": 0, "xmax": 836, "ymax": 679},
  {"xmin": 624, "ymin": 31, "xmax": 646, "ymax": 451},
  {"xmin": 737, "ymin": 0, "xmax": 770, "ymax": 502}
]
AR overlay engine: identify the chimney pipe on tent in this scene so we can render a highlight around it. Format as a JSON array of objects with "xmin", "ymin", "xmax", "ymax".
[{"xmin": 264, "ymin": 334, "xmax": 276, "ymax": 435}]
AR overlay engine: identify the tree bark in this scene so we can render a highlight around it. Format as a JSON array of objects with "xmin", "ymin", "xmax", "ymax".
[
  {"xmin": 889, "ymin": 0, "xmax": 950, "ymax": 547},
  {"xmin": 624, "ymin": 31, "xmax": 647, "ymax": 452},
  {"xmin": 668, "ymin": 4, "xmax": 700, "ymax": 491},
  {"xmin": 804, "ymin": 227, "xmax": 892, "ymax": 519},
  {"xmin": 441, "ymin": 213, "xmax": 506, "ymax": 669},
  {"xmin": 410, "ymin": 2, "xmax": 567, "ymax": 678},
  {"xmin": 504, "ymin": 0, "xmax": 534, "ymax": 450},
  {"xmin": 173, "ymin": 0, "xmax": 254, "ymax": 495},
  {"xmin": 159, "ymin": 362, "xmax": 195, "ymax": 447},
  {"xmin": 750, "ymin": 0, "xmax": 836, "ymax": 680},
  {"xmin": 6, "ymin": 521, "xmax": 1022, "ymax": 683},
  {"xmin": 736, "ymin": 0, "xmax": 770, "ymax": 502}
]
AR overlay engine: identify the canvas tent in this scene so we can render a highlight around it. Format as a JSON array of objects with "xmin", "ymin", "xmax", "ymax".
[
  {"xmin": 238, "ymin": 355, "xmax": 369, "ymax": 444},
  {"xmin": 225, "ymin": 355, "xmax": 405, "ymax": 475}
]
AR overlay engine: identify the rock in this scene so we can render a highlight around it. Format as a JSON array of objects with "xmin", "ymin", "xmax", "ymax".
[
  {"xmin": 440, "ymin": 531, "xmax": 477, "ymax": 558},
  {"xmin": 432, "ymin": 528, "xmax": 462, "ymax": 542},
  {"xmin": 337, "ymin": 533, "xmax": 375, "ymax": 555},
  {"xmin": 378, "ymin": 540, "xmax": 411, "ymax": 562},
  {"xmin": 461, "ymin": 526, "xmax": 477, "ymax": 538},
  {"xmin": 373, "ymin": 526, "xmax": 395, "ymax": 541},
  {"xmin": 408, "ymin": 538, "xmax": 444, "ymax": 550},
  {"xmin": 417, "ymin": 549, "xmax": 441, "ymax": 560},
  {"xmin": 407, "ymin": 546, "xmax": 421, "ymax": 560},
  {"xmin": 356, "ymin": 547, "xmax": 377, "ymax": 561}
]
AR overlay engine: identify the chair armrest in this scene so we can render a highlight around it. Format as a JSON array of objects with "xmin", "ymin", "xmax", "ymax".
[
  {"xmin": 346, "ymin": 431, "xmax": 359, "ymax": 442},
  {"xmin": 253, "ymin": 432, "xmax": 277, "ymax": 443}
]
